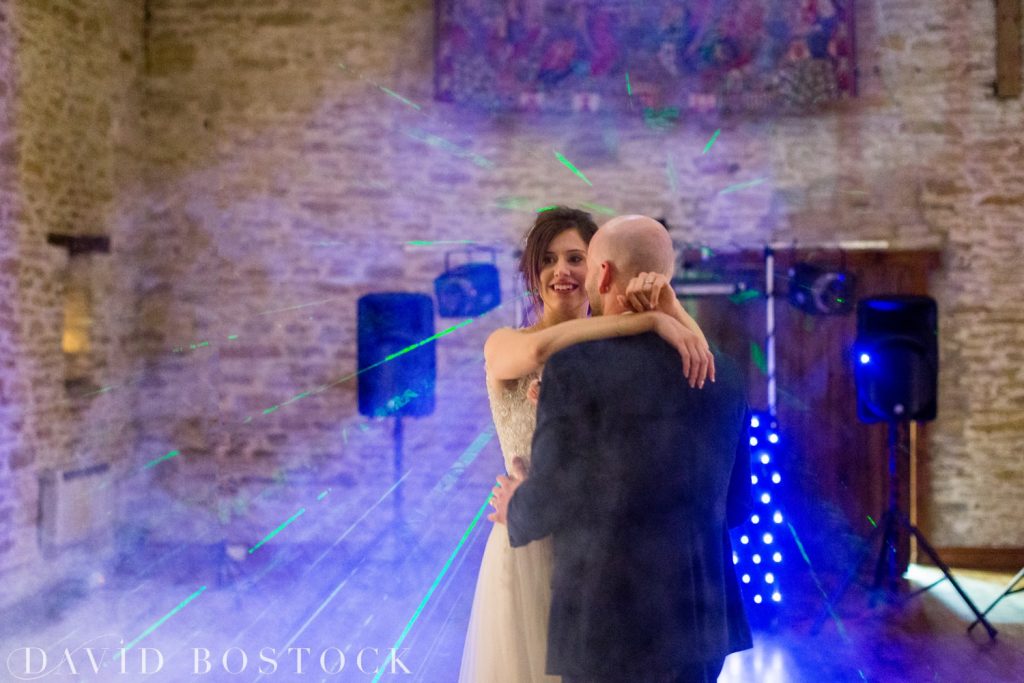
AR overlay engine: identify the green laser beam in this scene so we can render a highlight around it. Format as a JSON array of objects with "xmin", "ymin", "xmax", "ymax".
[
  {"xmin": 371, "ymin": 494, "xmax": 494, "ymax": 683},
  {"xmin": 788, "ymin": 522, "xmax": 852, "ymax": 643},
  {"xmin": 751, "ymin": 342, "xmax": 768, "ymax": 376},
  {"xmin": 404, "ymin": 128, "xmax": 494, "ymax": 169},
  {"xmin": 258, "ymin": 297, "xmax": 342, "ymax": 316},
  {"xmin": 406, "ymin": 240, "xmax": 476, "ymax": 246},
  {"xmin": 719, "ymin": 177, "xmax": 767, "ymax": 195},
  {"xmin": 537, "ymin": 205, "xmax": 558, "ymax": 213},
  {"xmin": 625, "ymin": 72, "xmax": 632, "ymax": 96},
  {"xmin": 227, "ymin": 334, "xmax": 239, "ymax": 340},
  {"xmin": 789, "ymin": 523, "xmax": 812, "ymax": 566},
  {"xmin": 282, "ymin": 391, "xmax": 309, "ymax": 407},
  {"xmin": 377, "ymin": 85, "xmax": 422, "ymax": 111},
  {"xmin": 80, "ymin": 385, "xmax": 117, "ymax": 397},
  {"xmin": 429, "ymin": 431, "xmax": 494, "ymax": 500},
  {"xmin": 729, "ymin": 289, "xmax": 762, "ymax": 305},
  {"xmin": 867, "ymin": 515, "xmax": 877, "ymax": 528},
  {"xmin": 666, "ymin": 157, "xmax": 679, "ymax": 194},
  {"xmin": 383, "ymin": 319, "xmax": 474, "ymax": 363},
  {"xmin": 554, "ymin": 151, "xmax": 593, "ymax": 186},
  {"xmin": 143, "ymin": 450, "xmax": 181, "ymax": 469},
  {"xmin": 579, "ymin": 202, "xmax": 617, "ymax": 216},
  {"xmin": 317, "ymin": 490, "xmax": 329, "ymax": 501},
  {"xmin": 306, "ymin": 470, "xmax": 413, "ymax": 575},
  {"xmin": 249, "ymin": 508, "xmax": 306, "ymax": 554},
  {"xmin": 703, "ymin": 129, "xmax": 721, "ymax": 154},
  {"xmin": 114, "ymin": 586, "xmax": 207, "ymax": 659},
  {"xmin": 495, "ymin": 196, "xmax": 534, "ymax": 211}
]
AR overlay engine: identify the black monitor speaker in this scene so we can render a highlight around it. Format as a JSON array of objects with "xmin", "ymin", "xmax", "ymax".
[{"xmin": 854, "ymin": 295, "xmax": 937, "ymax": 423}]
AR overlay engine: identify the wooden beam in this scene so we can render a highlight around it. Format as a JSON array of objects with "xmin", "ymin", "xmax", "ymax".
[
  {"xmin": 996, "ymin": 0, "xmax": 1022, "ymax": 98},
  {"xmin": 928, "ymin": 547, "xmax": 1024, "ymax": 572}
]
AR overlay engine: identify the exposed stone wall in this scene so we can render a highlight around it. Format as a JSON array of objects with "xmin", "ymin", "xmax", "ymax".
[
  {"xmin": 132, "ymin": 0, "xmax": 1023, "ymax": 549},
  {"xmin": 1, "ymin": 0, "xmax": 1021, "ymax": 577},
  {"xmin": 0, "ymin": 0, "xmax": 20, "ymax": 568},
  {"xmin": 0, "ymin": 0, "xmax": 145, "ymax": 587}
]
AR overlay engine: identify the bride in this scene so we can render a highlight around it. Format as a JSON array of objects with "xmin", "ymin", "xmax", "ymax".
[{"xmin": 458, "ymin": 207, "xmax": 713, "ymax": 682}]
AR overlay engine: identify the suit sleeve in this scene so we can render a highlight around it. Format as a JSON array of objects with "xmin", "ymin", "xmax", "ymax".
[
  {"xmin": 507, "ymin": 350, "xmax": 593, "ymax": 548},
  {"xmin": 725, "ymin": 407, "xmax": 753, "ymax": 529}
]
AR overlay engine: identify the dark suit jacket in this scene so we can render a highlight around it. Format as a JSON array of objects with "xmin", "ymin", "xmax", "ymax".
[{"xmin": 507, "ymin": 332, "xmax": 753, "ymax": 679}]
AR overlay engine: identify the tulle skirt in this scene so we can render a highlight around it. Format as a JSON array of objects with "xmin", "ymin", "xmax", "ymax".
[{"xmin": 458, "ymin": 522, "xmax": 561, "ymax": 683}]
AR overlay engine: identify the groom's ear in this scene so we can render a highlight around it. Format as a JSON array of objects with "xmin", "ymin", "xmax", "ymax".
[{"xmin": 598, "ymin": 261, "xmax": 614, "ymax": 293}]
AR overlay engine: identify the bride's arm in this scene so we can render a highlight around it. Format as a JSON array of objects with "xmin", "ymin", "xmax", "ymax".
[
  {"xmin": 486, "ymin": 312, "xmax": 710, "ymax": 387},
  {"xmin": 665, "ymin": 298, "xmax": 710, "ymax": 350},
  {"xmin": 620, "ymin": 272, "xmax": 715, "ymax": 383},
  {"xmin": 484, "ymin": 313, "xmax": 661, "ymax": 381},
  {"xmin": 620, "ymin": 272, "xmax": 709, "ymax": 348}
]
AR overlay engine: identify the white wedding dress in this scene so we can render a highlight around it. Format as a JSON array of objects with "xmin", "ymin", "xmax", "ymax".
[{"xmin": 458, "ymin": 370, "xmax": 560, "ymax": 683}]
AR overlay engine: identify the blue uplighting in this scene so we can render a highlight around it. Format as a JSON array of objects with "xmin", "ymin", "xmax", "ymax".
[
  {"xmin": 859, "ymin": 353, "xmax": 871, "ymax": 364},
  {"xmin": 865, "ymin": 299, "xmax": 902, "ymax": 311},
  {"xmin": 730, "ymin": 410, "xmax": 793, "ymax": 620}
]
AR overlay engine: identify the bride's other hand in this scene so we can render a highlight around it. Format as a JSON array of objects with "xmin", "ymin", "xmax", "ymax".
[
  {"xmin": 651, "ymin": 312, "xmax": 714, "ymax": 389},
  {"xmin": 621, "ymin": 271, "xmax": 673, "ymax": 313}
]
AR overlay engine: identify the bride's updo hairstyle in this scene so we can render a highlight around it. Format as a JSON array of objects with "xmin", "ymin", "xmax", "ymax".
[{"xmin": 518, "ymin": 206, "xmax": 598, "ymax": 324}]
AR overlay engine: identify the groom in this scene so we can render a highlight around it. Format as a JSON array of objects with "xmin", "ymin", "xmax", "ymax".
[{"xmin": 489, "ymin": 215, "xmax": 753, "ymax": 682}]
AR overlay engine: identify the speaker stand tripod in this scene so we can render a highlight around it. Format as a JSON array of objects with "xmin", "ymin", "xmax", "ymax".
[
  {"xmin": 812, "ymin": 421, "xmax": 997, "ymax": 639},
  {"xmin": 969, "ymin": 566, "xmax": 1024, "ymax": 633}
]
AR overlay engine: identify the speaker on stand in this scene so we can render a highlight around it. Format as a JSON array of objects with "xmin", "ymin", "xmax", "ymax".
[
  {"xmin": 357, "ymin": 293, "xmax": 437, "ymax": 514},
  {"xmin": 813, "ymin": 295, "xmax": 996, "ymax": 638}
]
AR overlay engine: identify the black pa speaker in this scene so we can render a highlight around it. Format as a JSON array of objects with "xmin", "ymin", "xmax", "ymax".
[
  {"xmin": 854, "ymin": 295, "xmax": 937, "ymax": 423},
  {"xmin": 434, "ymin": 247, "xmax": 501, "ymax": 317},
  {"xmin": 357, "ymin": 293, "xmax": 436, "ymax": 418}
]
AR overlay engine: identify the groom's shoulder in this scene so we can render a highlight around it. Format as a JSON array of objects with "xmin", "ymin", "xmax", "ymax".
[{"xmin": 547, "ymin": 333, "xmax": 670, "ymax": 374}]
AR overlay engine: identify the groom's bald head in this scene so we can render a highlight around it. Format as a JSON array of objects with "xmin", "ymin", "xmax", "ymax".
[
  {"xmin": 590, "ymin": 215, "xmax": 675, "ymax": 280},
  {"xmin": 585, "ymin": 215, "xmax": 676, "ymax": 316}
]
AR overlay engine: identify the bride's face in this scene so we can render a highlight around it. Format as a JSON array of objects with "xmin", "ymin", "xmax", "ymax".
[{"xmin": 537, "ymin": 228, "xmax": 589, "ymax": 317}]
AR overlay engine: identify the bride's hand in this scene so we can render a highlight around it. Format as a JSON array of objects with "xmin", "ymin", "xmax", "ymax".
[
  {"xmin": 651, "ymin": 312, "xmax": 714, "ymax": 389},
  {"xmin": 620, "ymin": 272, "xmax": 674, "ymax": 313}
]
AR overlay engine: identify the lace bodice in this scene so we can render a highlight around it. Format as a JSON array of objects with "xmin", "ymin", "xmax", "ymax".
[{"xmin": 485, "ymin": 371, "xmax": 540, "ymax": 474}]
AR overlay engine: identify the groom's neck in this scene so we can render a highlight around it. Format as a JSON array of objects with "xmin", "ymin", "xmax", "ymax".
[{"xmin": 601, "ymin": 294, "xmax": 629, "ymax": 317}]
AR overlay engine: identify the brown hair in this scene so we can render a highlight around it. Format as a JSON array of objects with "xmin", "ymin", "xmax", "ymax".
[{"xmin": 518, "ymin": 206, "xmax": 598, "ymax": 322}]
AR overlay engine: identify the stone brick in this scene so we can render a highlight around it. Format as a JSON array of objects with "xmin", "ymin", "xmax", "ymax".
[
  {"xmin": 9, "ymin": 449, "xmax": 33, "ymax": 471},
  {"xmin": 979, "ymin": 195, "xmax": 1024, "ymax": 206},
  {"xmin": 146, "ymin": 34, "xmax": 196, "ymax": 76}
]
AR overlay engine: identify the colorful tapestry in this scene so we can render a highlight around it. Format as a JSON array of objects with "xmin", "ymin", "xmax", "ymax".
[{"xmin": 435, "ymin": 0, "xmax": 855, "ymax": 115}]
